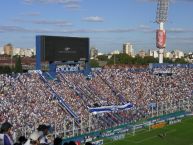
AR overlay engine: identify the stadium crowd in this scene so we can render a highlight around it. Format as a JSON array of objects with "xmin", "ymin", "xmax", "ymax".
[{"xmin": 0, "ymin": 65, "xmax": 193, "ymax": 144}]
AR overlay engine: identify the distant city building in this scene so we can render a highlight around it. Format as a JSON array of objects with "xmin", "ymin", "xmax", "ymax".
[
  {"xmin": 19, "ymin": 49, "xmax": 25, "ymax": 56},
  {"xmin": 123, "ymin": 43, "xmax": 134, "ymax": 57},
  {"xmin": 13, "ymin": 48, "xmax": 21, "ymax": 56},
  {"xmin": 164, "ymin": 51, "xmax": 172, "ymax": 58},
  {"xmin": 0, "ymin": 47, "xmax": 3, "ymax": 54},
  {"xmin": 24, "ymin": 48, "xmax": 34, "ymax": 57},
  {"xmin": 138, "ymin": 49, "xmax": 146, "ymax": 58},
  {"xmin": 31, "ymin": 48, "xmax": 36, "ymax": 56},
  {"xmin": 98, "ymin": 52, "xmax": 104, "ymax": 56},
  {"xmin": 149, "ymin": 49, "xmax": 186, "ymax": 59},
  {"xmin": 2, "ymin": 44, "xmax": 35, "ymax": 57},
  {"xmin": 111, "ymin": 50, "xmax": 120, "ymax": 55},
  {"xmin": 171, "ymin": 50, "xmax": 184, "ymax": 59},
  {"xmin": 188, "ymin": 52, "xmax": 193, "ymax": 62},
  {"xmin": 153, "ymin": 50, "xmax": 159, "ymax": 58},
  {"xmin": 188, "ymin": 52, "xmax": 193, "ymax": 59},
  {"xmin": 148, "ymin": 50, "xmax": 153, "ymax": 56},
  {"xmin": 90, "ymin": 47, "xmax": 98, "ymax": 59},
  {"xmin": 4, "ymin": 43, "xmax": 13, "ymax": 56},
  {"xmin": 13, "ymin": 48, "xmax": 35, "ymax": 57},
  {"xmin": 184, "ymin": 52, "xmax": 193, "ymax": 63},
  {"xmin": 176, "ymin": 50, "xmax": 184, "ymax": 58},
  {"xmin": 149, "ymin": 50, "xmax": 159, "ymax": 58},
  {"xmin": 107, "ymin": 50, "xmax": 120, "ymax": 60}
]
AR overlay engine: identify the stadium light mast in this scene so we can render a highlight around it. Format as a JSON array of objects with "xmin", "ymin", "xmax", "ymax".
[{"xmin": 156, "ymin": 0, "xmax": 169, "ymax": 63}]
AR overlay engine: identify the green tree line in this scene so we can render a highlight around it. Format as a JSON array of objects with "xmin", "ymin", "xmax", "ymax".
[
  {"xmin": 90, "ymin": 54, "xmax": 188, "ymax": 67},
  {"xmin": 0, "ymin": 56, "xmax": 22, "ymax": 74}
]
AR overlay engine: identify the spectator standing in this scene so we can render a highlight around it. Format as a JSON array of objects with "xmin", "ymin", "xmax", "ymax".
[{"xmin": 0, "ymin": 122, "xmax": 14, "ymax": 145}]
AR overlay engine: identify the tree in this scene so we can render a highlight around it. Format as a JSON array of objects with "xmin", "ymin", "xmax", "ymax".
[
  {"xmin": 133, "ymin": 55, "xmax": 144, "ymax": 64},
  {"xmin": 15, "ymin": 56, "xmax": 23, "ymax": 73},
  {"xmin": 31, "ymin": 52, "xmax": 36, "ymax": 58},
  {"xmin": 0, "ymin": 66, "xmax": 12, "ymax": 74},
  {"xmin": 97, "ymin": 55, "xmax": 108, "ymax": 61},
  {"xmin": 163, "ymin": 57, "xmax": 173, "ymax": 63},
  {"xmin": 90, "ymin": 59, "xmax": 99, "ymax": 68},
  {"xmin": 174, "ymin": 58, "xmax": 187, "ymax": 64},
  {"xmin": 144, "ymin": 56, "xmax": 158, "ymax": 64},
  {"xmin": 118, "ymin": 53, "xmax": 133, "ymax": 64},
  {"xmin": 107, "ymin": 54, "xmax": 133, "ymax": 65}
]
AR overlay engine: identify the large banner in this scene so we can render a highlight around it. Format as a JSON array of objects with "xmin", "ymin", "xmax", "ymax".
[
  {"xmin": 156, "ymin": 29, "xmax": 166, "ymax": 48},
  {"xmin": 89, "ymin": 103, "xmax": 133, "ymax": 114}
]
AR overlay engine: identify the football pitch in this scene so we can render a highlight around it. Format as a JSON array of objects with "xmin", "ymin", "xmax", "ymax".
[{"xmin": 104, "ymin": 117, "xmax": 193, "ymax": 145}]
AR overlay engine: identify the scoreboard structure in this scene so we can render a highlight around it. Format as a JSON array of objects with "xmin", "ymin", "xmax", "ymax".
[{"xmin": 36, "ymin": 35, "xmax": 90, "ymax": 77}]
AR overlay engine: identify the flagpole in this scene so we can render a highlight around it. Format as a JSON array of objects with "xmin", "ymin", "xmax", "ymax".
[
  {"xmin": 80, "ymin": 116, "xmax": 83, "ymax": 135},
  {"xmin": 73, "ymin": 118, "xmax": 75, "ymax": 137},
  {"xmin": 89, "ymin": 113, "xmax": 91, "ymax": 133},
  {"xmin": 156, "ymin": 102, "xmax": 159, "ymax": 117},
  {"xmin": 151, "ymin": 105, "xmax": 154, "ymax": 117},
  {"xmin": 162, "ymin": 101, "xmax": 164, "ymax": 115},
  {"xmin": 63, "ymin": 119, "xmax": 66, "ymax": 138}
]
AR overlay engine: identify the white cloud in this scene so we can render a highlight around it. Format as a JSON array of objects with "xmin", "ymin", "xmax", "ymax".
[
  {"xmin": 139, "ymin": 25, "xmax": 150, "ymax": 29},
  {"xmin": 0, "ymin": 26, "xmax": 28, "ymax": 32},
  {"xmin": 0, "ymin": 25, "xmax": 54, "ymax": 33},
  {"xmin": 172, "ymin": 0, "xmax": 193, "ymax": 2},
  {"xmin": 22, "ymin": 12, "xmax": 41, "ymax": 16},
  {"xmin": 168, "ymin": 36, "xmax": 193, "ymax": 45},
  {"xmin": 23, "ymin": 0, "xmax": 81, "ymax": 9},
  {"xmin": 0, "ymin": 25, "xmax": 136, "ymax": 33},
  {"xmin": 83, "ymin": 16, "xmax": 104, "ymax": 22},
  {"xmin": 167, "ymin": 28, "xmax": 193, "ymax": 33},
  {"xmin": 13, "ymin": 18, "xmax": 73, "ymax": 26},
  {"xmin": 138, "ymin": 26, "xmax": 193, "ymax": 33},
  {"xmin": 1, "ymin": 24, "xmax": 193, "ymax": 35},
  {"xmin": 139, "ymin": 0, "xmax": 193, "ymax": 3},
  {"xmin": 60, "ymin": 28, "xmax": 136, "ymax": 33},
  {"xmin": 138, "ymin": 24, "xmax": 154, "ymax": 32}
]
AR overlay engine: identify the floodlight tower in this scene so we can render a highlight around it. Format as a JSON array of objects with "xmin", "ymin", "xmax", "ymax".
[{"xmin": 156, "ymin": 0, "xmax": 169, "ymax": 63}]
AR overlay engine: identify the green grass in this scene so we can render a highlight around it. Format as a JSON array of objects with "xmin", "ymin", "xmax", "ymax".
[{"xmin": 104, "ymin": 117, "xmax": 193, "ymax": 145}]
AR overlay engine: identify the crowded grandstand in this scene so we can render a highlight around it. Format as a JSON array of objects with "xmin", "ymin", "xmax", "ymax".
[{"xmin": 1, "ymin": 64, "xmax": 193, "ymax": 144}]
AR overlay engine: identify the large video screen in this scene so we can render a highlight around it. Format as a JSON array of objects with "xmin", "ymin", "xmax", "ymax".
[{"xmin": 40, "ymin": 36, "xmax": 89, "ymax": 61}]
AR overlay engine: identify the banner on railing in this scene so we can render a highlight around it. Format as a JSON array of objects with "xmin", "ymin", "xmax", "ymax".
[
  {"xmin": 28, "ymin": 70, "xmax": 42, "ymax": 74},
  {"xmin": 89, "ymin": 103, "xmax": 133, "ymax": 114}
]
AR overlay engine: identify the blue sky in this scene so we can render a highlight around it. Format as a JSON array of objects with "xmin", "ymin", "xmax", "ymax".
[{"xmin": 0, "ymin": 0, "xmax": 193, "ymax": 53}]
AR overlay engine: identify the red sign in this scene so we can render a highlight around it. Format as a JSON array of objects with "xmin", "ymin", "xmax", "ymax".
[{"xmin": 156, "ymin": 30, "xmax": 166, "ymax": 48}]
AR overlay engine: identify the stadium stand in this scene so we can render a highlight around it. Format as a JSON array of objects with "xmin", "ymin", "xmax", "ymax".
[{"xmin": 0, "ymin": 65, "xmax": 193, "ymax": 140}]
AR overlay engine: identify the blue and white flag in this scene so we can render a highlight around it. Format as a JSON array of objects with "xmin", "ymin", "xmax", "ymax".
[{"xmin": 89, "ymin": 103, "xmax": 133, "ymax": 114}]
